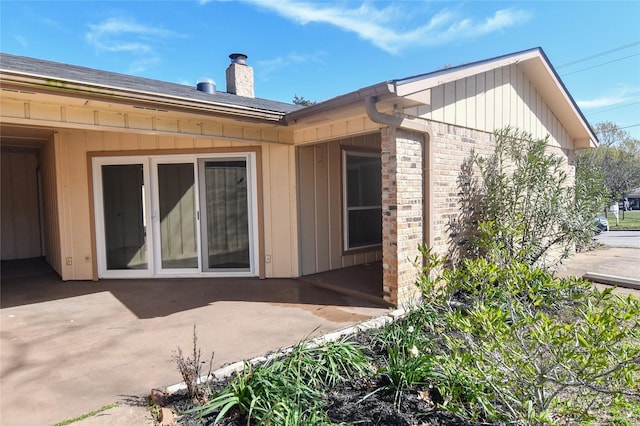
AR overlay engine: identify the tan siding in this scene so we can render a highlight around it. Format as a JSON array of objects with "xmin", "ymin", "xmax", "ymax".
[
  {"xmin": 412, "ymin": 63, "xmax": 575, "ymax": 150},
  {"xmin": 443, "ymin": 82, "xmax": 456, "ymax": 123},
  {"xmin": 510, "ymin": 64, "xmax": 519, "ymax": 127},
  {"xmin": 174, "ymin": 137, "xmax": 194, "ymax": 149},
  {"xmin": 29, "ymin": 103, "xmax": 61, "ymax": 122},
  {"xmin": 455, "ymin": 79, "xmax": 466, "ymax": 125},
  {"xmin": 1, "ymin": 151, "xmax": 41, "ymax": 259},
  {"xmin": 179, "ymin": 120, "xmax": 202, "ymax": 136},
  {"xmin": 57, "ymin": 132, "xmax": 93, "ymax": 280},
  {"xmin": 50, "ymin": 129, "xmax": 297, "ymax": 280},
  {"xmin": 315, "ymin": 144, "xmax": 331, "ymax": 272},
  {"xmin": 127, "ymin": 114, "xmax": 153, "ymax": 131},
  {"xmin": 1, "ymin": 99, "xmax": 26, "ymax": 119},
  {"xmin": 327, "ymin": 142, "xmax": 342, "ymax": 270},
  {"xmin": 39, "ymin": 138, "xmax": 63, "ymax": 275},
  {"xmin": 484, "ymin": 69, "xmax": 495, "ymax": 130},
  {"xmin": 431, "ymin": 85, "xmax": 444, "ymax": 122},
  {"xmin": 66, "ymin": 106, "xmax": 96, "ymax": 126},
  {"xmin": 466, "ymin": 76, "xmax": 476, "ymax": 129},
  {"xmin": 476, "ymin": 73, "xmax": 486, "ymax": 129},
  {"xmin": 297, "ymin": 133, "xmax": 382, "ymax": 276},
  {"xmin": 298, "ymin": 146, "xmax": 317, "ymax": 275},
  {"xmin": 264, "ymin": 144, "xmax": 298, "ymax": 277}
]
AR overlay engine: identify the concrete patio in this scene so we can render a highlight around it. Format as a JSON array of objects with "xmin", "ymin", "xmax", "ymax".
[
  {"xmin": 2, "ymin": 246, "xmax": 638, "ymax": 425},
  {"xmin": 0, "ymin": 258, "xmax": 388, "ymax": 425}
]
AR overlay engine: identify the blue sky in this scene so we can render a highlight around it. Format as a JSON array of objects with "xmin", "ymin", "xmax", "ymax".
[{"xmin": 1, "ymin": 1, "xmax": 639, "ymax": 139}]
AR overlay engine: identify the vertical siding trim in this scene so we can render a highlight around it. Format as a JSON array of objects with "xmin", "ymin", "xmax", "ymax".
[{"xmin": 467, "ymin": 76, "xmax": 477, "ymax": 129}]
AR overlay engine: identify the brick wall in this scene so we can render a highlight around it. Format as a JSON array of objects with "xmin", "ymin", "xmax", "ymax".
[
  {"xmin": 381, "ymin": 121, "xmax": 576, "ymax": 306},
  {"xmin": 381, "ymin": 127, "xmax": 425, "ymax": 306},
  {"xmin": 428, "ymin": 122, "xmax": 495, "ymax": 258}
]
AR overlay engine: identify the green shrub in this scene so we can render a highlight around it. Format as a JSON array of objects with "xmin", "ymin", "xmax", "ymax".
[
  {"xmin": 449, "ymin": 127, "xmax": 605, "ymax": 269},
  {"xmin": 417, "ymin": 251, "xmax": 640, "ymax": 424},
  {"xmin": 373, "ymin": 316, "xmax": 439, "ymax": 407},
  {"xmin": 189, "ymin": 338, "xmax": 372, "ymax": 425}
]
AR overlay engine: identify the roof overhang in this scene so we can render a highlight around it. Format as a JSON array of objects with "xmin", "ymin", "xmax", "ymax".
[
  {"xmin": 0, "ymin": 69, "xmax": 288, "ymax": 124},
  {"xmin": 286, "ymin": 48, "xmax": 598, "ymax": 149}
]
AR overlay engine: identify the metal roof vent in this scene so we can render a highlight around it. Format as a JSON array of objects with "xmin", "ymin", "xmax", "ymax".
[
  {"xmin": 229, "ymin": 53, "xmax": 248, "ymax": 65},
  {"xmin": 196, "ymin": 78, "xmax": 216, "ymax": 94}
]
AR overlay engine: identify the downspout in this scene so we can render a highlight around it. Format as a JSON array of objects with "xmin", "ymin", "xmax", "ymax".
[{"xmin": 364, "ymin": 96, "xmax": 434, "ymax": 250}]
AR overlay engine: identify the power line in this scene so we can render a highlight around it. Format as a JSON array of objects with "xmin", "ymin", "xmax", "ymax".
[
  {"xmin": 557, "ymin": 41, "xmax": 640, "ymax": 68},
  {"xmin": 561, "ymin": 53, "xmax": 640, "ymax": 76},
  {"xmin": 585, "ymin": 101, "xmax": 640, "ymax": 115},
  {"xmin": 619, "ymin": 124, "xmax": 640, "ymax": 130}
]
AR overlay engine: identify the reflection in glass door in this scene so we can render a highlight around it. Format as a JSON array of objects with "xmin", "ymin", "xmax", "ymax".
[
  {"xmin": 156, "ymin": 162, "xmax": 198, "ymax": 271},
  {"xmin": 200, "ymin": 159, "xmax": 250, "ymax": 271},
  {"xmin": 101, "ymin": 164, "xmax": 148, "ymax": 271}
]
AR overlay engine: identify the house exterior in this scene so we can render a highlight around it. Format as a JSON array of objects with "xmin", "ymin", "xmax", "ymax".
[
  {"xmin": 625, "ymin": 187, "xmax": 640, "ymax": 210},
  {"xmin": 0, "ymin": 47, "xmax": 597, "ymax": 306}
]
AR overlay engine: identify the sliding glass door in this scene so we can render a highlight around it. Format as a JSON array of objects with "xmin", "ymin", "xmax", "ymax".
[
  {"xmin": 93, "ymin": 154, "xmax": 256, "ymax": 278},
  {"xmin": 199, "ymin": 159, "xmax": 250, "ymax": 272},
  {"xmin": 153, "ymin": 161, "xmax": 199, "ymax": 273},
  {"xmin": 100, "ymin": 163, "xmax": 148, "ymax": 272}
]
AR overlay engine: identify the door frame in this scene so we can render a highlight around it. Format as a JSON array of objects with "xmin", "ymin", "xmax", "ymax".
[{"xmin": 92, "ymin": 152, "xmax": 259, "ymax": 279}]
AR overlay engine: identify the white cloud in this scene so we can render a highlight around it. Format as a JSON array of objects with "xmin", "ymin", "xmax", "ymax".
[
  {"xmin": 85, "ymin": 17, "xmax": 180, "ymax": 72},
  {"xmin": 578, "ymin": 87, "xmax": 640, "ymax": 110},
  {"xmin": 256, "ymin": 51, "xmax": 324, "ymax": 80},
  {"xmin": 13, "ymin": 35, "xmax": 28, "ymax": 48},
  {"xmin": 230, "ymin": 0, "xmax": 530, "ymax": 54}
]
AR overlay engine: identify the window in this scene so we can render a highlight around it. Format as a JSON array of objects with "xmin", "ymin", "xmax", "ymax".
[{"xmin": 343, "ymin": 150, "xmax": 382, "ymax": 250}]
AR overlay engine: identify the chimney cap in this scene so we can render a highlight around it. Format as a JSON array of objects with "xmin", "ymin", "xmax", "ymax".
[{"xmin": 229, "ymin": 53, "xmax": 248, "ymax": 65}]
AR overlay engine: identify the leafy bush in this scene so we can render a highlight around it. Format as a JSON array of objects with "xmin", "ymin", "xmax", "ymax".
[
  {"xmin": 449, "ymin": 127, "xmax": 606, "ymax": 268},
  {"xmin": 417, "ymin": 247, "xmax": 640, "ymax": 424}
]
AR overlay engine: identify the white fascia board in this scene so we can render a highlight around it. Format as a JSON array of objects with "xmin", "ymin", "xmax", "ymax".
[{"xmin": 394, "ymin": 49, "xmax": 540, "ymax": 99}]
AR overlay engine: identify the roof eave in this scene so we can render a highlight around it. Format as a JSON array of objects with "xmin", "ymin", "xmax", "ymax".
[
  {"xmin": 284, "ymin": 81, "xmax": 396, "ymax": 123},
  {"xmin": 0, "ymin": 70, "xmax": 288, "ymax": 123}
]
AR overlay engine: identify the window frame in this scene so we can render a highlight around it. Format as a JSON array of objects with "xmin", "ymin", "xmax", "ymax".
[{"xmin": 341, "ymin": 148, "xmax": 382, "ymax": 252}]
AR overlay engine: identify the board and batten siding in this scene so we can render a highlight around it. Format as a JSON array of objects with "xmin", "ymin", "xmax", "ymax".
[
  {"xmin": 39, "ymin": 137, "xmax": 63, "ymax": 276},
  {"xmin": 51, "ymin": 129, "xmax": 298, "ymax": 280},
  {"xmin": 297, "ymin": 133, "xmax": 382, "ymax": 276},
  {"xmin": 0, "ymin": 150, "xmax": 41, "ymax": 260},
  {"xmin": 408, "ymin": 63, "xmax": 573, "ymax": 151}
]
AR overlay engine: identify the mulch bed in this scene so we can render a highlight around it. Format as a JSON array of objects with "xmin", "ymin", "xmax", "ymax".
[{"xmin": 164, "ymin": 328, "xmax": 488, "ymax": 426}]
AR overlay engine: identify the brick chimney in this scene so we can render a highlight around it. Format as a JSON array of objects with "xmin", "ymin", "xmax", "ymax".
[{"xmin": 226, "ymin": 53, "xmax": 254, "ymax": 98}]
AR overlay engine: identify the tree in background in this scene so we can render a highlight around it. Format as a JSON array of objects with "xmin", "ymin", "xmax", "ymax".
[
  {"xmin": 292, "ymin": 95, "xmax": 316, "ymax": 106},
  {"xmin": 577, "ymin": 121, "xmax": 640, "ymax": 204}
]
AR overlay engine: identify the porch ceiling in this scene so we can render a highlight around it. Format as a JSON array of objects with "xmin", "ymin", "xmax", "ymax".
[{"xmin": 0, "ymin": 124, "xmax": 53, "ymax": 150}]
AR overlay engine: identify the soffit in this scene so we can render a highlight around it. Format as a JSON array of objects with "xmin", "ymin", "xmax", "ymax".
[{"xmin": 1, "ymin": 124, "xmax": 53, "ymax": 150}]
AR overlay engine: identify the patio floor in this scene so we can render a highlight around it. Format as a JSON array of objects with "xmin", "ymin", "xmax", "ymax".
[{"xmin": 0, "ymin": 258, "xmax": 388, "ymax": 425}]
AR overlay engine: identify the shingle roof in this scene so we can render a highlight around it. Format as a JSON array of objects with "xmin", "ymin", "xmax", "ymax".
[{"xmin": 0, "ymin": 53, "xmax": 301, "ymax": 115}]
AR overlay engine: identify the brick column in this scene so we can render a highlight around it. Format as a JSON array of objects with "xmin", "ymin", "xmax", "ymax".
[{"xmin": 381, "ymin": 127, "xmax": 425, "ymax": 306}]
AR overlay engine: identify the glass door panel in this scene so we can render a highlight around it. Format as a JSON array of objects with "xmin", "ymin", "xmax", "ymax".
[
  {"xmin": 156, "ymin": 162, "xmax": 198, "ymax": 270},
  {"xmin": 200, "ymin": 160, "xmax": 250, "ymax": 271},
  {"xmin": 101, "ymin": 164, "xmax": 148, "ymax": 270}
]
